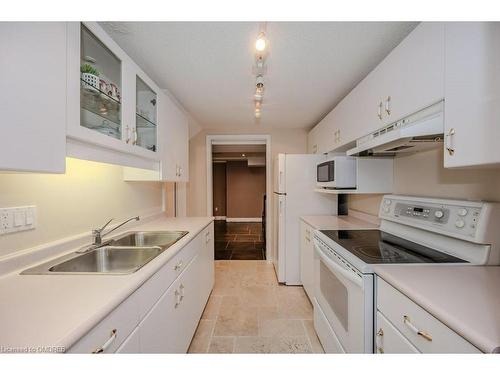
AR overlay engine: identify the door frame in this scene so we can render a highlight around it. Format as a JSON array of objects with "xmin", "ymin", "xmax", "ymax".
[{"xmin": 206, "ymin": 134, "xmax": 272, "ymax": 260}]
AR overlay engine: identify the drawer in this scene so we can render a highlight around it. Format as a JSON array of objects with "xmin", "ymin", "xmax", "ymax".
[
  {"xmin": 377, "ymin": 277, "xmax": 480, "ymax": 353},
  {"xmin": 376, "ymin": 311, "xmax": 419, "ymax": 353},
  {"xmin": 137, "ymin": 231, "xmax": 201, "ymax": 319},
  {"xmin": 313, "ymin": 298, "xmax": 345, "ymax": 353},
  {"xmin": 68, "ymin": 292, "xmax": 139, "ymax": 353}
]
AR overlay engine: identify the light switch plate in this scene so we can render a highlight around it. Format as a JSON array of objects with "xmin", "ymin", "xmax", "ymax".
[{"xmin": 0, "ymin": 206, "xmax": 36, "ymax": 235}]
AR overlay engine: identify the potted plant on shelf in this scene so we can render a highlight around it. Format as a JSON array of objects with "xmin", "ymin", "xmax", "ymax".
[{"xmin": 80, "ymin": 63, "xmax": 100, "ymax": 92}]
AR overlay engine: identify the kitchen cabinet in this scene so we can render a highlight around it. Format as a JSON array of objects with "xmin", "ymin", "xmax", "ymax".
[
  {"xmin": 375, "ymin": 311, "xmax": 419, "ymax": 354},
  {"xmin": 444, "ymin": 23, "xmax": 500, "ymax": 168},
  {"xmin": 0, "ymin": 22, "xmax": 67, "ymax": 173},
  {"xmin": 375, "ymin": 277, "xmax": 480, "ymax": 353},
  {"xmin": 67, "ymin": 22, "xmax": 165, "ymax": 170},
  {"xmin": 157, "ymin": 92, "xmax": 189, "ymax": 182},
  {"xmin": 139, "ymin": 255, "xmax": 200, "ymax": 353},
  {"xmin": 116, "ymin": 327, "xmax": 141, "ymax": 353},
  {"xmin": 68, "ymin": 222, "xmax": 214, "ymax": 353},
  {"xmin": 300, "ymin": 220, "xmax": 315, "ymax": 299},
  {"xmin": 307, "ymin": 22, "xmax": 445, "ymax": 154},
  {"xmin": 370, "ymin": 22, "xmax": 445, "ymax": 129}
]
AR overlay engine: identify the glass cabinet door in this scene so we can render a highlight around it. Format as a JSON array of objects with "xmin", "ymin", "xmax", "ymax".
[
  {"xmin": 135, "ymin": 76, "xmax": 157, "ymax": 152},
  {"xmin": 80, "ymin": 25, "xmax": 122, "ymax": 140}
]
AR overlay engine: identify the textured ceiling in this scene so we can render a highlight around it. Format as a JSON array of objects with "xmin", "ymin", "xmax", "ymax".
[{"xmin": 101, "ymin": 22, "xmax": 418, "ymax": 130}]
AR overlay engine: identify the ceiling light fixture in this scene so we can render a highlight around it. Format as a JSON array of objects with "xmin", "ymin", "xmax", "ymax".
[
  {"xmin": 253, "ymin": 22, "xmax": 268, "ymax": 121},
  {"xmin": 255, "ymin": 32, "xmax": 267, "ymax": 52}
]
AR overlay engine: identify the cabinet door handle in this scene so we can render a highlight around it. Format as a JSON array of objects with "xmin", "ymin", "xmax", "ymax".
[
  {"xmin": 385, "ymin": 96, "xmax": 391, "ymax": 116},
  {"xmin": 378, "ymin": 102, "xmax": 383, "ymax": 120},
  {"xmin": 445, "ymin": 128, "xmax": 455, "ymax": 156},
  {"xmin": 312, "ymin": 144, "xmax": 318, "ymax": 154},
  {"xmin": 132, "ymin": 129, "xmax": 138, "ymax": 145},
  {"xmin": 178, "ymin": 167, "xmax": 182, "ymax": 177},
  {"xmin": 205, "ymin": 231, "xmax": 211, "ymax": 244},
  {"xmin": 92, "ymin": 329, "xmax": 117, "ymax": 354},
  {"xmin": 376, "ymin": 328, "xmax": 384, "ymax": 353},
  {"xmin": 174, "ymin": 260, "xmax": 183, "ymax": 271},
  {"xmin": 403, "ymin": 315, "xmax": 432, "ymax": 342}
]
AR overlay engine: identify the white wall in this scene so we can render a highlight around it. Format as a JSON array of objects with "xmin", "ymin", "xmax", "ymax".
[
  {"xmin": 0, "ymin": 158, "xmax": 163, "ymax": 257},
  {"xmin": 349, "ymin": 148, "xmax": 500, "ymax": 215}
]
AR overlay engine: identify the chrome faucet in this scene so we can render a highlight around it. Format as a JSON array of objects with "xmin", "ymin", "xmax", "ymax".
[
  {"xmin": 77, "ymin": 216, "xmax": 140, "ymax": 253},
  {"xmin": 92, "ymin": 216, "xmax": 140, "ymax": 245}
]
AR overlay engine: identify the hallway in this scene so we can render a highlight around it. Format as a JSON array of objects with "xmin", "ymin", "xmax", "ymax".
[
  {"xmin": 188, "ymin": 260, "xmax": 324, "ymax": 353},
  {"xmin": 214, "ymin": 221, "xmax": 265, "ymax": 260}
]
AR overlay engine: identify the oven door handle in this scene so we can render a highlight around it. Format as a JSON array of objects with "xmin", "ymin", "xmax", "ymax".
[{"xmin": 314, "ymin": 242, "xmax": 364, "ymax": 289}]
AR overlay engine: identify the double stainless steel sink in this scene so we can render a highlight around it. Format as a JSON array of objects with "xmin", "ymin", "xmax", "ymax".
[{"xmin": 21, "ymin": 231, "xmax": 188, "ymax": 275}]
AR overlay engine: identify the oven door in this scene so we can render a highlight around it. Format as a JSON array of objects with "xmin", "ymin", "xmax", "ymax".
[{"xmin": 313, "ymin": 238, "xmax": 373, "ymax": 353}]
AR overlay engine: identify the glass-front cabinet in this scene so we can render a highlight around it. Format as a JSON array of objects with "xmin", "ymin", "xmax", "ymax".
[
  {"xmin": 67, "ymin": 22, "xmax": 189, "ymax": 175},
  {"xmin": 135, "ymin": 76, "xmax": 157, "ymax": 152},
  {"xmin": 80, "ymin": 25, "xmax": 122, "ymax": 140}
]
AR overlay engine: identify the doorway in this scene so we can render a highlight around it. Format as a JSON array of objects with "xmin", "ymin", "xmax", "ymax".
[{"xmin": 206, "ymin": 135, "xmax": 271, "ymax": 260}]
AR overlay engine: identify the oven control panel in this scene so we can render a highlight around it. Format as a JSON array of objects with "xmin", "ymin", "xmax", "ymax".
[{"xmin": 379, "ymin": 195, "xmax": 486, "ymax": 240}]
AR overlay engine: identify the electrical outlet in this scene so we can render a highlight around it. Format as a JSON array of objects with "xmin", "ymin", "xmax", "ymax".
[{"xmin": 0, "ymin": 206, "xmax": 36, "ymax": 235}]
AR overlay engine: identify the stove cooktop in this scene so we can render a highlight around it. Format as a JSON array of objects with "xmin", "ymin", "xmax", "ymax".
[{"xmin": 319, "ymin": 229, "xmax": 468, "ymax": 264}]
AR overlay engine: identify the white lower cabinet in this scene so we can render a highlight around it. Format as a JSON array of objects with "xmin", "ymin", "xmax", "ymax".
[
  {"xmin": 139, "ymin": 254, "xmax": 200, "ymax": 353},
  {"xmin": 116, "ymin": 327, "xmax": 141, "ymax": 353},
  {"xmin": 375, "ymin": 312, "xmax": 419, "ymax": 354},
  {"xmin": 375, "ymin": 277, "xmax": 481, "ymax": 353},
  {"xmin": 300, "ymin": 221, "xmax": 314, "ymax": 299},
  {"xmin": 68, "ymin": 223, "xmax": 214, "ymax": 353}
]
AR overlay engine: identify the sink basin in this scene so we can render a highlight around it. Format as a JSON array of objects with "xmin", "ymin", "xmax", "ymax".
[
  {"xmin": 111, "ymin": 231, "xmax": 188, "ymax": 249},
  {"xmin": 48, "ymin": 246, "xmax": 162, "ymax": 274},
  {"xmin": 21, "ymin": 231, "xmax": 189, "ymax": 275}
]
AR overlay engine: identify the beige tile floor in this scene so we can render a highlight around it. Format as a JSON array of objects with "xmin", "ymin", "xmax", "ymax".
[{"xmin": 188, "ymin": 260, "xmax": 324, "ymax": 354}]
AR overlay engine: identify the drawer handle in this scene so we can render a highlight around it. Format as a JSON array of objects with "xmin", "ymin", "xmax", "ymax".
[
  {"xmin": 403, "ymin": 315, "xmax": 433, "ymax": 342},
  {"xmin": 174, "ymin": 260, "xmax": 183, "ymax": 271},
  {"xmin": 175, "ymin": 289, "xmax": 181, "ymax": 308},
  {"xmin": 92, "ymin": 329, "xmax": 117, "ymax": 354},
  {"xmin": 376, "ymin": 328, "xmax": 384, "ymax": 353}
]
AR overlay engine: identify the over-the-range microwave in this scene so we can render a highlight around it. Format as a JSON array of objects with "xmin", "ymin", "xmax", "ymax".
[{"xmin": 316, "ymin": 156, "xmax": 357, "ymax": 189}]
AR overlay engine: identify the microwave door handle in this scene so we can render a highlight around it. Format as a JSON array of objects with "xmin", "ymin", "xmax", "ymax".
[{"xmin": 314, "ymin": 242, "xmax": 364, "ymax": 289}]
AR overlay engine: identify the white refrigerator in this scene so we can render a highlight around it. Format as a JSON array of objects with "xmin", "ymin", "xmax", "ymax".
[{"xmin": 272, "ymin": 154, "xmax": 337, "ymax": 285}]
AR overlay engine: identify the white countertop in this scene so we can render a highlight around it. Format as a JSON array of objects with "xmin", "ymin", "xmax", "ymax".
[
  {"xmin": 300, "ymin": 210, "xmax": 380, "ymax": 230},
  {"xmin": 0, "ymin": 216, "xmax": 213, "ymax": 351},
  {"xmin": 373, "ymin": 265, "xmax": 500, "ymax": 353}
]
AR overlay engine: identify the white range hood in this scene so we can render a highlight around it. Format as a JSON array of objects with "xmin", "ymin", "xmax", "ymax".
[{"xmin": 347, "ymin": 101, "xmax": 444, "ymax": 157}]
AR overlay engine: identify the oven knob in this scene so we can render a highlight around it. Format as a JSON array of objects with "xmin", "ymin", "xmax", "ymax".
[
  {"xmin": 384, "ymin": 199, "xmax": 392, "ymax": 206},
  {"xmin": 434, "ymin": 210, "xmax": 444, "ymax": 219},
  {"xmin": 384, "ymin": 207, "xmax": 390, "ymax": 213},
  {"xmin": 455, "ymin": 219, "xmax": 465, "ymax": 228},
  {"xmin": 458, "ymin": 208, "xmax": 468, "ymax": 217}
]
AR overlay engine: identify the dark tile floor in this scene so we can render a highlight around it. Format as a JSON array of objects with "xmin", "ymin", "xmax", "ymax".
[{"xmin": 214, "ymin": 221, "xmax": 265, "ymax": 260}]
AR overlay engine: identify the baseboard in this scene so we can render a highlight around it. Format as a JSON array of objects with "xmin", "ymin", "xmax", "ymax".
[
  {"xmin": 226, "ymin": 217, "xmax": 262, "ymax": 222},
  {"xmin": 214, "ymin": 216, "xmax": 227, "ymax": 220}
]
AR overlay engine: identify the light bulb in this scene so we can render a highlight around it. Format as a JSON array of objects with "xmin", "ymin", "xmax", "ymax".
[
  {"xmin": 255, "ymin": 33, "xmax": 266, "ymax": 52},
  {"xmin": 255, "ymin": 108, "xmax": 262, "ymax": 119}
]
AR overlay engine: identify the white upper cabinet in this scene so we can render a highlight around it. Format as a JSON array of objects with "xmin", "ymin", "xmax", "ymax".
[
  {"xmin": 370, "ymin": 22, "xmax": 445, "ymax": 129},
  {"xmin": 0, "ymin": 23, "xmax": 67, "ymax": 173},
  {"xmin": 308, "ymin": 22, "xmax": 445, "ymax": 154},
  {"xmin": 66, "ymin": 22, "xmax": 162, "ymax": 170},
  {"xmin": 444, "ymin": 23, "xmax": 500, "ymax": 168},
  {"xmin": 159, "ymin": 92, "xmax": 189, "ymax": 182}
]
